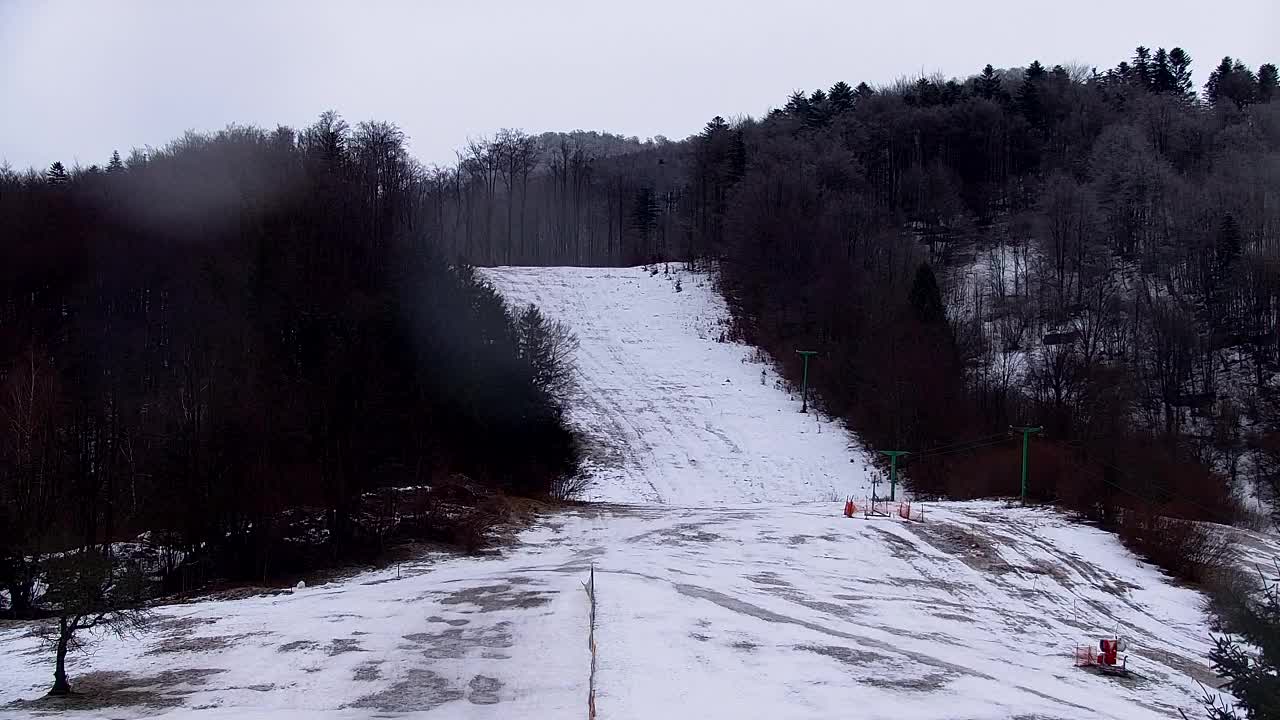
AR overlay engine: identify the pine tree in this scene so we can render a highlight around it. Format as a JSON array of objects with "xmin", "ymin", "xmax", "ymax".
[
  {"xmin": 1229, "ymin": 60, "xmax": 1259, "ymax": 106},
  {"xmin": 909, "ymin": 264, "xmax": 945, "ymax": 324},
  {"xmin": 1204, "ymin": 561, "xmax": 1280, "ymax": 719},
  {"xmin": 1204, "ymin": 57, "xmax": 1258, "ymax": 107},
  {"xmin": 854, "ymin": 82, "xmax": 875, "ymax": 101},
  {"xmin": 828, "ymin": 81, "xmax": 855, "ymax": 114},
  {"xmin": 1152, "ymin": 47, "xmax": 1174, "ymax": 93},
  {"xmin": 1133, "ymin": 46, "xmax": 1153, "ymax": 89},
  {"xmin": 702, "ymin": 115, "xmax": 730, "ymax": 138},
  {"xmin": 1259, "ymin": 64, "xmax": 1279, "ymax": 103},
  {"xmin": 806, "ymin": 89, "xmax": 830, "ymax": 127},
  {"xmin": 977, "ymin": 64, "xmax": 1002, "ymax": 100},
  {"xmin": 784, "ymin": 90, "xmax": 810, "ymax": 118},
  {"xmin": 943, "ymin": 79, "xmax": 965, "ymax": 104},
  {"xmin": 910, "ymin": 77, "xmax": 942, "ymax": 107},
  {"xmin": 45, "ymin": 161, "xmax": 69, "ymax": 186},
  {"xmin": 1018, "ymin": 61, "xmax": 1048, "ymax": 127},
  {"xmin": 1168, "ymin": 48, "xmax": 1194, "ymax": 98},
  {"xmin": 1204, "ymin": 57, "xmax": 1235, "ymax": 103},
  {"xmin": 1112, "ymin": 61, "xmax": 1134, "ymax": 85},
  {"xmin": 106, "ymin": 150, "xmax": 124, "ymax": 174}
]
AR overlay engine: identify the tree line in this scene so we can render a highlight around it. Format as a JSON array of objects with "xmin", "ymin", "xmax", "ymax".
[{"xmin": 0, "ymin": 114, "xmax": 580, "ymax": 620}]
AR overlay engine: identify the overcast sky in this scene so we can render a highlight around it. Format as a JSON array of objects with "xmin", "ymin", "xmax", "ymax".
[{"xmin": 2, "ymin": 1, "xmax": 1276, "ymax": 171}]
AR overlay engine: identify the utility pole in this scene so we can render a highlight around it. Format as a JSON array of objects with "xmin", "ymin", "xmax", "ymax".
[
  {"xmin": 879, "ymin": 450, "xmax": 909, "ymax": 501},
  {"xmin": 1010, "ymin": 426, "xmax": 1043, "ymax": 503},
  {"xmin": 795, "ymin": 350, "xmax": 818, "ymax": 413}
]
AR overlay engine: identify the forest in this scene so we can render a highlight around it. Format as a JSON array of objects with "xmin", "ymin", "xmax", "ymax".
[
  {"xmin": 2, "ymin": 45, "xmax": 1278, "ymax": 616},
  {"xmin": 0, "ymin": 115, "xmax": 580, "ymax": 620},
  {"xmin": 412, "ymin": 48, "xmax": 1280, "ymax": 572}
]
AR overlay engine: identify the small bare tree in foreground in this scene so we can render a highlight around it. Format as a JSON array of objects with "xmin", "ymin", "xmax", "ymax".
[{"xmin": 40, "ymin": 550, "xmax": 152, "ymax": 696}]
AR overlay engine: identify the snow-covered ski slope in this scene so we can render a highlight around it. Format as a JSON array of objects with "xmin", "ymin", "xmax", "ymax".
[
  {"xmin": 0, "ymin": 504, "xmax": 1252, "ymax": 720},
  {"xmin": 0, "ymin": 264, "xmax": 1251, "ymax": 719},
  {"xmin": 479, "ymin": 266, "xmax": 874, "ymax": 504}
]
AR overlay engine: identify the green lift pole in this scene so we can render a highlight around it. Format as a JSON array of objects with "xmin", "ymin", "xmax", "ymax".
[
  {"xmin": 879, "ymin": 450, "xmax": 909, "ymax": 501},
  {"xmin": 1010, "ymin": 426, "xmax": 1043, "ymax": 503},
  {"xmin": 795, "ymin": 350, "xmax": 818, "ymax": 413}
]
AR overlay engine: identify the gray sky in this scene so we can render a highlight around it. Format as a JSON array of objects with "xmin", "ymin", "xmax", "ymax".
[{"xmin": 2, "ymin": 0, "xmax": 1276, "ymax": 172}]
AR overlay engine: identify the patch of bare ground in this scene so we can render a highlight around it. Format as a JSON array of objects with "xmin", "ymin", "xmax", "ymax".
[
  {"xmin": 907, "ymin": 521, "xmax": 1014, "ymax": 574},
  {"xmin": 438, "ymin": 583, "xmax": 554, "ymax": 612},
  {"xmin": 347, "ymin": 668, "xmax": 463, "ymax": 712},
  {"xmin": 6, "ymin": 668, "xmax": 226, "ymax": 712},
  {"xmin": 401, "ymin": 621, "xmax": 515, "ymax": 660}
]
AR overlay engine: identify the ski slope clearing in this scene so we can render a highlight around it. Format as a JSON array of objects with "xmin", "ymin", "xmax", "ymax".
[
  {"xmin": 479, "ymin": 265, "xmax": 874, "ymax": 504},
  {"xmin": 0, "ymin": 503, "xmax": 1231, "ymax": 719}
]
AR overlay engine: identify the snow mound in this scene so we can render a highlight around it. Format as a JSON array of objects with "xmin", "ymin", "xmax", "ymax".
[{"xmin": 480, "ymin": 265, "xmax": 875, "ymax": 504}]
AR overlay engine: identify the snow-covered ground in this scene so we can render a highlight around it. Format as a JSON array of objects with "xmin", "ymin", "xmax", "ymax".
[
  {"xmin": 0, "ymin": 503, "xmax": 1240, "ymax": 719},
  {"xmin": 478, "ymin": 266, "xmax": 874, "ymax": 504},
  {"xmin": 0, "ymin": 265, "xmax": 1247, "ymax": 719}
]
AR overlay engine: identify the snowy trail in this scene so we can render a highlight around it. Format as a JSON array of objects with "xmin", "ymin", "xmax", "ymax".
[
  {"xmin": 0, "ymin": 503, "xmax": 1234, "ymax": 719},
  {"xmin": 0, "ymin": 264, "xmax": 1248, "ymax": 719},
  {"xmin": 478, "ymin": 266, "xmax": 874, "ymax": 505},
  {"xmin": 582, "ymin": 502, "xmax": 1224, "ymax": 720}
]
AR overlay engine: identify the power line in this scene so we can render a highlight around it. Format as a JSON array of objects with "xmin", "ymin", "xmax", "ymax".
[
  {"xmin": 853, "ymin": 432, "xmax": 1009, "ymax": 459},
  {"xmin": 911, "ymin": 432, "xmax": 1012, "ymax": 456},
  {"xmin": 1050, "ymin": 438, "xmax": 1240, "ymax": 526},
  {"xmin": 916, "ymin": 430, "xmax": 1013, "ymax": 453}
]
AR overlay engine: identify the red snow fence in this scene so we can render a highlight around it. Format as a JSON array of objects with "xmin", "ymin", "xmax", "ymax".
[
  {"xmin": 866, "ymin": 499, "xmax": 892, "ymax": 518},
  {"xmin": 842, "ymin": 497, "xmax": 859, "ymax": 517},
  {"xmin": 897, "ymin": 501, "xmax": 925, "ymax": 522}
]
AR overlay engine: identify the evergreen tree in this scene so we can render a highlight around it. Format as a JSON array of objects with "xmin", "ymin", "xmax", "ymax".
[
  {"xmin": 1112, "ymin": 61, "xmax": 1134, "ymax": 85},
  {"xmin": 806, "ymin": 89, "xmax": 830, "ymax": 127},
  {"xmin": 1133, "ymin": 46, "xmax": 1153, "ymax": 89},
  {"xmin": 1205, "ymin": 57, "xmax": 1258, "ymax": 107},
  {"xmin": 784, "ymin": 90, "xmax": 811, "ymax": 118},
  {"xmin": 909, "ymin": 264, "xmax": 945, "ymax": 324},
  {"xmin": 1168, "ymin": 48, "xmax": 1194, "ymax": 98},
  {"xmin": 910, "ymin": 77, "xmax": 942, "ymax": 107},
  {"xmin": 106, "ymin": 150, "xmax": 124, "ymax": 174},
  {"xmin": 1205, "ymin": 562, "xmax": 1280, "ymax": 719},
  {"xmin": 1259, "ymin": 64, "xmax": 1279, "ymax": 103},
  {"xmin": 1205, "ymin": 56, "xmax": 1235, "ymax": 103},
  {"xmin": 942, "ymin": 79, "xmax": 965, "ymax": 104},
  {"xmin": 977, "ymin": 64, "xmax": 1002, "ymax": 100},
  {"xmin": 828, "ymin": 81, "xmax": 855, "ymax": 114},
  {"xmin": 702, "ymin": 115, "xmax": 730, "ymax": 138},
  {"xmin": 1152, "ymin": 47, "xmax": 1174, "ymax": 93},
  {"xmin": 854, "ymin": 82, "xmax": 875, "ymax": 100},
  {"xmin": 45, "ymin": 161, "xmax": 69, "ymax": 186},
  {"xmin": 1018, "ymin": 61, "xmax": 1048, "ymax": 126}
]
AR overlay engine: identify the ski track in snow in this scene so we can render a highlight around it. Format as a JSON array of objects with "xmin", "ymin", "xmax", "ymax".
[
  {"xmin": 0, "ymin": 265, "xmax": 1266, "ymax": 719},
  {"xmin": 479, "ymin": 266, "xmax": 875, "ymax": 505}
]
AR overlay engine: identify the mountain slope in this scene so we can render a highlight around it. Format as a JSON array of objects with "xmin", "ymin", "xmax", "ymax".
[{"xmin": 479, "ymin": 266, "xmax": 873, "ymax": 504}]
